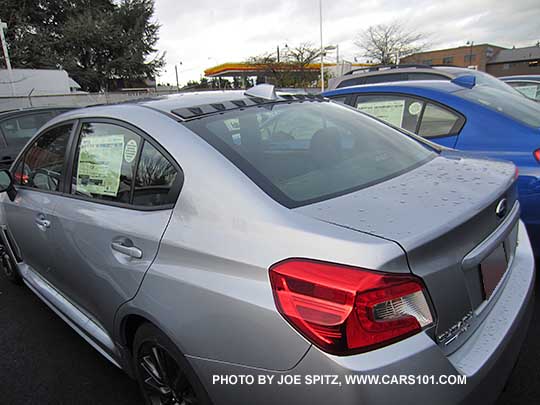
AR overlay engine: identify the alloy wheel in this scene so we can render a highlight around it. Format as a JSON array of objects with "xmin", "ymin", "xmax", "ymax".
[{"xmin": 137, "ymin": 343, "xmax": 198, "ymax": 405}]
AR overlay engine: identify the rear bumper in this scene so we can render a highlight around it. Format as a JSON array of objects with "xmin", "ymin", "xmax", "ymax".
[{"xmin": 187, "ymin": 221, "xmax": 535, "ymax": 405}]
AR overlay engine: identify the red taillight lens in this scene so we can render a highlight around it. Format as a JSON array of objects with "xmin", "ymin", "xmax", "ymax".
[
  {"xmin": 269, "ymin": 259, "xmax": 433, "ymax": 355},
  {"xmin": 534, "ymin": 149, "xmax": 540, "ymax": 163}
]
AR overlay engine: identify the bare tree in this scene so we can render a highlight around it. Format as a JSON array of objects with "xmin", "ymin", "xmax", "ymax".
[
  {"xmin": 355, "ymin": 21, "xmax": 428, "ymax": 64},
  {"xmin": 247, "ymin": 42, "xmax": 321, "ymax": 88}
]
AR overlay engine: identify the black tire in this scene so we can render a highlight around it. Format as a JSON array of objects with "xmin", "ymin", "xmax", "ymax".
[
  {"xmin": 133, "ymin": 323, "xmax": 212, "ymax": 405},
  {"xmin": 1, "ymin": 251, "xmax": 22, "ymax": 285}
]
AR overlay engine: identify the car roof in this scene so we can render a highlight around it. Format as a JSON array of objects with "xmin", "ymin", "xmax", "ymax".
[
  {"xmin": 47, "ymin": 89, "xmax": 326, "ymax": 124},
  {"xmin": 500, "ymin": 75, "xmax": 540, "ymax": 81},
  {"xmin": 326, "ymin": 79, "xmax": 465, "ymax": 95},
  {"xmin": 0, "ymin": 106, "xmax": 73, "ymax": 119},
  {"xmin": 137, "ymin": 90, "xmax": 246, "ymax": 114}
]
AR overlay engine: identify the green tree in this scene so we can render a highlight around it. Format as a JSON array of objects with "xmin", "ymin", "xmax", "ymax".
[{"xmin": 0, "ymin": 0, "xmax": 164, "ymax": 91}]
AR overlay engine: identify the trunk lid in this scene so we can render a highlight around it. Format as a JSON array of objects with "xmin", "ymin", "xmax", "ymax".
[{"xmin": 295, "ymin": 153, "xmax": 518, "ymax": 353}]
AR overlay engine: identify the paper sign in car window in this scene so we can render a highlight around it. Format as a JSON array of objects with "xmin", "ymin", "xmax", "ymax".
[
  {"xmin": 515, "ymin": 85, "xmax": 539, "ymax": 99},
  {"xmin": 356, "ymin": 100, "xmax": 405, "ymax": 127},
  {"xmin": 77, "ymin": 134, "xmax": 125, "ymax": 197}
]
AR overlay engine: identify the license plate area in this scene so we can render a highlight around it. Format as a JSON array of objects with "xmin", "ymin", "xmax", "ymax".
[{"xmin": 480, "ymin": 243, "xmax": 508, "ymax": 300}]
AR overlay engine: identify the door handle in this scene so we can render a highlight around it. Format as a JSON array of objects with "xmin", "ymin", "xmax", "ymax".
[
  {"xmin": 111, "ymin": 241, "xmax": 143, "ymax": 259},
  {"xmin": 35, "ymin": 214, "xmax": 51, "ymax": 231}
]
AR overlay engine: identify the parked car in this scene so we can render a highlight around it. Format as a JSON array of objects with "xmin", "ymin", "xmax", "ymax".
[
  {"xmin": 0, "ymin": 107, "xmax": 73, "ymax": 169},
  {"xmin": 324, "ymin": 78, "xmax": 540, "ymax": 258},
  {"xmin": 500, "ymin": 75, "xmax": 540, "ymax": 101},
  {"xmin": 0, "ymin": 86, "xmax": 534, "ymax": 405},
  {"xmin": 328, "ymin": 64, "xmax": 520, "ymax": 95}
]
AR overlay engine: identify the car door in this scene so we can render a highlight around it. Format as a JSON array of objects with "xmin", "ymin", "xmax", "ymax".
[
  {"xmin": 5, "ymin": 122, "xmax": 75, "ymax": 277},
  {"xmin": 351, "ymin": 94, "xmax": 465, "ymax": 148},
  {"xmin": 48, "ymin": 120, "xmax": 182, "ymax": 332}
]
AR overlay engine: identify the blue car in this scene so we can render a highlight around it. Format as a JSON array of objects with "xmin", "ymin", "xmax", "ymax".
[{"xmin": 323, "ymin": 78, "xmax": 540, "ymax": 256}]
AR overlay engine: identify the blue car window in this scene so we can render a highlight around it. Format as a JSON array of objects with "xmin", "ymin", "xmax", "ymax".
[
  {"xmin": 456, "ymin": 85, "xmax": 540, "ymax": 128},
  {"xmin": 418, "ymin": 103, "xmax": 461, "ymax": 138},
  {"xmin": 354, "ymin": 95, "xmax": 423, "ymax": 133}
]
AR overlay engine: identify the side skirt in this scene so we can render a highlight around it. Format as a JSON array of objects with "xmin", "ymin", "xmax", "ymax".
[{"xmin": 20, "ymin": 263, "xmax": 123, "ymax": 370}]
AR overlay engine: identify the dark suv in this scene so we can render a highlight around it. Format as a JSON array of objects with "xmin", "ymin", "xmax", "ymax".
[{"xmin": 0, "ymin": 107, "xmax": 72, "ymax": 169}]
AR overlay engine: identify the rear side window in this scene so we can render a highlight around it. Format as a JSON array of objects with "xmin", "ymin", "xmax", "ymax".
[
  {"xmin": 354, "ymin": 95, "xmax": 424, "ymax": 132},
  {"xmin": 336, "ymin": 77, "xmax": 366, "ymax": 88},
  {"xmin": 18, "ymin": 123, "xmax": 72, "ymax": 191},
  {"xmin": 133, "ymin": 141, "xmax": 178, "ymax": 207},
  {"xmin": 71, "ymin": 122, "xmax": 142, "ymax": 204},
  {"xmin": 407, "ymin": 73, "xmax": 448, "ymax": 81},
  {"xmin": 364, "ymin": 73, "xmax": 407, "ymax": 84},
  {"xmin": 418, "ymin": 103, "xmax": 461, "ymax": 137},
  {"xmin": 185, "ymin": 101, "xmax": 434, "ymax": 207},
  {"xmin": 506, "ymin": 82, "xmax": 540, "ymax": 101},
  {"xmin": 0, "ymin": 112, "xmax": 55, "ymax": 144}
]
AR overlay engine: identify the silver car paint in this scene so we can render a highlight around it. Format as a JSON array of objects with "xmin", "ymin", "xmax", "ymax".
[
  {"xmin": 143, "ymin": 221, "xmax": 536, "ymax": 405},
  {"xmin": 48, "ymin": 197, "xmax": 173, "ymax": 333},
  {"xmin": 0, "ymin": 94, "xmax": 535, "ymax": 404}
]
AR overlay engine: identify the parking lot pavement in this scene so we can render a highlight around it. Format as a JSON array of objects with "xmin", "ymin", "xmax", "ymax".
[
  {"xmin": 0, "ymin": 271, "xmax": 538, "ymax": 405},
  {"xmin": 0, "ymin": 275, "xmax": 143, "ymax": 405}
]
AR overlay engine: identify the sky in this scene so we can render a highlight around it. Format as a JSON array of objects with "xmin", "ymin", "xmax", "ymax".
[{"xmin": 153, "ymin": 0, "xmax": 540, "ymax": 85}]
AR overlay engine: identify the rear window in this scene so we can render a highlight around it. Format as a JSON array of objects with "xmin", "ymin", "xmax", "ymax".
[
  {"xmin": 185, "ymin": 101, "xmax": 435, "ymax": 207},
  {"xmin": 456, "ymin": 85, "xmax": 540, "ymax": 128}
]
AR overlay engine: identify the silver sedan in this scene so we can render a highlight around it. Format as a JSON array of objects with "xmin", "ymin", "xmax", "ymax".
[{"xmin": 0, "ymin": 85, "xmax": 534, "ymax": 405}]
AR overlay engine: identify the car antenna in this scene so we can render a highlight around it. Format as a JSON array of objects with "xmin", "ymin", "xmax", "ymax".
[{"xmin": 245, "ymin": 84, "xmax": 278, "ymax": 100}]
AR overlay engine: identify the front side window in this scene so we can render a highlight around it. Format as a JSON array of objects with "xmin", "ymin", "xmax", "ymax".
[
  {"xmin": 18, "ymin": 123, "xmax": 72, "ymax": 191},
  {"xmin": 354, "ymin": 95, "xmax": 424, "ymax": 132},
  {"xmin": 185, "ymin": 101, "xmax": 435, "ymax": 207},
  {"xmin": 418, "ymin": 103, "xmax": 461, "ymax": 137},
  {"xmin": 0, "ymin": 111, "xmax": 61, "ymax": 145},
  {"xmin": 71, "ymin": 122, "xmax": 142, "ymax": 204}
]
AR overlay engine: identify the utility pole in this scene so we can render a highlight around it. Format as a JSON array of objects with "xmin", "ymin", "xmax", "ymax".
[
  {"xmin": 175, "ymin": 61, "xmax": 182, "ymax": 92},
  {"xmin": 466, "ymin": 40, "xmax": 474, "ymax": 67},
  {"xmin": 319, "ymin": 0, "xmax": 324, "ymax": 92},
  {"xmin": 277, "ymin": 45, "xmax": 280, "ymax": 63},
  {"xmin": 0, "ymin": 20, "xmax": 15, "ymax": 96}
]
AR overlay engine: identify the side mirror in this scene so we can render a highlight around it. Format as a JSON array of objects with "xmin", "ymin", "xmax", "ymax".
[{"xmin": 0, "ymin": 170, "xmax": 16, "ymax": 201}]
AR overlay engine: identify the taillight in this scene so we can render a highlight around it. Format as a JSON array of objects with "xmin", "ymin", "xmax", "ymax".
[
  {"xmin": 534, "ymin": 149, "xmax": 540, "ymax": 163},
  {"xmin": 269, "ymin": 259, "xmax": 433, "ymax": 355}
]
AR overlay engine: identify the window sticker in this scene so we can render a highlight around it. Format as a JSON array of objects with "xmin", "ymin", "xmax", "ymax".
[
  {"xmin": 408, "ymin": 102, "xmax": 422, "ymax": 116},
  {"xmin": 77, "ymin": 134, "xmax": 125, "ymax": 197},
  {"xmin": 356, "ymin": 100, "xmax": 405, "ymax": 127},
  {"xmin": 515, "ymin": 85, "xmax": 538, "ymax": 99},
  {"xmin": 124, "ymin": 139, "xmax": 138, "ymax": 163}
]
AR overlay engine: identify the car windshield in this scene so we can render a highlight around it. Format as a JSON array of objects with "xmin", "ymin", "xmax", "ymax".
[
  {"xmin": 184, "ymin": 101, "xmax": 435, "ymax": 207},
  {"xmin": 455, "ymin": 85, "xmax": 540, "ymax": 128}
]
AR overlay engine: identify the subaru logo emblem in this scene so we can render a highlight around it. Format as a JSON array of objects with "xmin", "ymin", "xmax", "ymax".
[{"xmin": 495, "ymin": 198, "xmax": 507, "ymax": 219}]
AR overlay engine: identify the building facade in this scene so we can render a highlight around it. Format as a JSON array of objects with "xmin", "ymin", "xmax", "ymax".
[
  {"xmin": 485, "ymin": 45, "xmax": 540, "ymax": 77},
  {"xmin": 402, "ymin": 43, "xmax": 540, "ymax": 77},
  {"xmin": 401, "ymin": 44, "xmax": 505, "ymax": 71}
]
